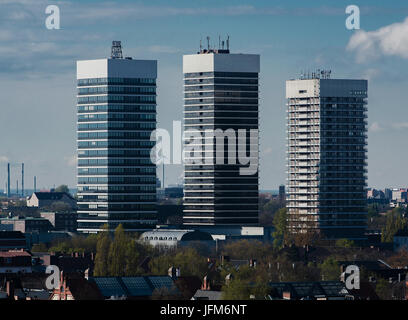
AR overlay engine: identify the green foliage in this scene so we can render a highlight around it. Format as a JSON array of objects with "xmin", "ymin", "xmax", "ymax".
[
  {"xmin": 319, "ymin": 257, "xmax": 340, "ymax": 281},
  {"xmin": 221, "ymin": 240, "xmax": 273, "ymax": 260},
  {"xmin": 31, "ymin": 243, "xmax": 48, "ymax": 252},
  {"xmin": 335, "ymin": 238, "xmax": 355, "ymax": 248},
  {"xmin": 381, "ymin": 208, "xmax": 407, "ymax": 243},
  {"xmin": 375, "ymin": 278, "xmax": 392, "ymax": 300},
  {"xmin": 368, "ymin": 204, "xmax": 380, "ymax": 218},
  {"xmin": 259, "ymin": 197, "xmax": 283, "ymax": 227},
  {"xmin": 54, "ymin": 185, "xmax": 70, "ymax": 194},
  {"xmin": 221, "ymin": 279, "xmax": 252, "ymax": 300},
  {"xmin": 272, "ymin": 208, "xmax": 287, "ymax": 248},
  {"xmin": 149, "ymin": 247, "xmax": 208, "ymax": 279},
  {"xmin": 48, "ymin": 234, "xmax": 98, "ymax": 254},
  {"xmin": 107, "ymin": 224, "xmax": 145, "ymax": 276},
  {"xmin": 93, "ymin": 225, "xmax": 112, "ymax": 276}
]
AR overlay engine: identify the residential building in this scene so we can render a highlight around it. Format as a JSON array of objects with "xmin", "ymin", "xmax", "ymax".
[
  {"xmin": 0, "ymin": 231, "xmax": 27, "ymax": 250},
  {"xmin": 0, "ymin": 250, "xmax": 32, "ymax": 274},
  {"xmin": 76, "ymin": 41, "xmax": 157, "ymax": 232},
  {"xmin": 40, "ymin": 211, "xmax": 77, "ymax": 232},
  {"xmin": 286, "ymin": 73, "xmax": 368, "ymax": 240},
  {"xmin": 0, "ymin": 216, "xmax": 53, "ymax": 233},
  {"xmin": 183, "ymin": 43, "xmax": 260, "ymax": 226},
  {"xmin": 26, "ymin": 192, "xmax": 76, "ymax": 210},
  {"xmin": 392, "ymin": 188, "xmax": 407, "ymax": 203}
]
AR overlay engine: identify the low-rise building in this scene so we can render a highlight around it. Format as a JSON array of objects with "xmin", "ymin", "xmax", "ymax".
[
  {"xmin": 26, "ymin": 192, "xmax": 76, "ymax": 210},
  {"xmin": 0, "ymin": 216, "xmax": 53, "ymax": 233},
  {"xmin": 140, "ymin": 229, "xmax": 213, "ymax": 248},
  {"xmin": 40, "ymin": 211, "xmax": 77, "ymax": 232},
  {"xmin": 0, "ymin": 250, "xmax": 32, "ymax": 274},
  {"xmin": 0, "ymin": 231, "xmax": 27, "ymax": 250}
]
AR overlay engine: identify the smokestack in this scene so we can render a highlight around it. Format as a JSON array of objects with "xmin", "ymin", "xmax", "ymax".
[
  {"xmin": 21, "ymin": 163, "xmax": 24, "ymax": 197},
  {"xmin": 7, "ymin": 163, "xmax": 10, "ymax": 198}
]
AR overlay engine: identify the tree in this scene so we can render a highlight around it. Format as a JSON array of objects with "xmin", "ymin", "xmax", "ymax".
[
  {"xmin": 50, "ymin": 201, "xmax": 71, "ymax": 212},
  {"xmin": 272, "ymin": 208, "xmax": 287, "ymax": 248},
  {"xmin": 335, "ymin": 238, "xmax": 355, "ymax": 248},
  {"xmin": 108, "ymin": 224, "xmax": 128, "ymax": 276},
  {"xmin": 93, "ymin": 225, "xmax": 112, "ymax": 276},
  {"xmin": 221, "ymin": 279, "xmax": 251, "ymax": 300},
  {"xmin": 382, "ymin": 208, "xmax": 407, "ymax": 243},
  {"xmin": 149, "ymin": 247, "xmax": 208, "ymax": 279},
  {"xmin": 54, "ymin": 185, "xmax": 70, "ymax": 194},
  {"xmin": 375, "ymin": 278, "xmax": 392, "ymax": 300},
  {"xmin": 319, "ymin": 257, "xmax": 340, "ymax": 281},
  {"xmin": 31, "ymin": 243, "xmax": 48, "ymax": 252}
]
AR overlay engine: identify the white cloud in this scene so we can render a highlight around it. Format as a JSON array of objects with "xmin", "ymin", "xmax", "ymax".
[
  {"xmin": 347, "ymin": 17, "xmax": 408, "ymax": 62},
  {"xmin": 263, "ymin": 147, "xmax": 273, "ymax": 155},
  {"xmin": 64, "ymin": 155, "xmax": 77, "ymax": 167},
  {"xmin": 392, "ymin": 122, "xmax": 408, "ymax": 130},
  {"xmin": 369, "ymin": 122, "xmax": 383, "ymax": 132}
]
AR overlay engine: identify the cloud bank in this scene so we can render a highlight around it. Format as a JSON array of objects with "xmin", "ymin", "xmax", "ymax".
[{"xmin": 347, "ymin": 17, "xmax": 408, "ymax": 62}]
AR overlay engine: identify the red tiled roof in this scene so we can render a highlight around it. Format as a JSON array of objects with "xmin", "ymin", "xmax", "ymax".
[{"xmin": 0, "ymin": 250, "xmax": 31, "ymax": 258}]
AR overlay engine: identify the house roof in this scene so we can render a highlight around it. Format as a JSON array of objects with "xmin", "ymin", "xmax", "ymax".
[
  {"xmin": 0, "ymin": 231, "xmax": 25, "ymax": 239},
  {"xmin": 30, "ymin": 192, "xmax": 74, "ymax": 201},
  {"xmin": 268, "ymin": 281, "xmax": 348, "ymax": 299},
  {"xmin": 0, "ymin": 250, "xmax": 31, "ymax": 258},
  {"xmin": 192, "ymin": 289, "xmax": 222, "ymax": 300},
  {"xmin": 88, "ymin": 276, "xmax": 180, "ymax": 298}
]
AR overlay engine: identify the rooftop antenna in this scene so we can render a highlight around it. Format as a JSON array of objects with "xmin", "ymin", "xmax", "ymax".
[
  {"xmin": 226, "ymin": 35, "xmax": 230, "ymax": 51},
  {"xmin": 200, "ymin": 38, "xmax": 203, "ymax": 52},
  {"xmin": 111, "ymin": 41, "xmax": 123, "ymax": 59},
  {"xmin": 218, "ymin": 35, "xmax": 221, "ymax": 50},
  {"xmin": 7, "ymin": 163, "xmax": 10, "ymax": 198},
  {"xmin": 206, "ymin": 36, "xmax": 210, "ymax": 51},
  {"xmin": 21, "ymin": 163, "xmax": 24, "ymax": 197}
]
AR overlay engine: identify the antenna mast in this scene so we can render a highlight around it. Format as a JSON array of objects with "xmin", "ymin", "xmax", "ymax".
[{"xmin": 111, "ymin": 41, "xmax": 123, "ymax": 59}]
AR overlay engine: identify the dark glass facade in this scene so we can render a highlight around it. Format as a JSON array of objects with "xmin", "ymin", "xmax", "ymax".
[
  {"xmin": 76, "ymin": 76, "xmax": 157, "ymax": 232},
  {"xmin": 183, "ymin": 70, "xmax": 259, "ymax": 226}
]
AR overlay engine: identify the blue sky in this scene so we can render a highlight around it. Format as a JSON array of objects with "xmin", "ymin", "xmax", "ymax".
[{"xmin": 1, "ymin": 0, "xmax": 408, "ymax": 191}]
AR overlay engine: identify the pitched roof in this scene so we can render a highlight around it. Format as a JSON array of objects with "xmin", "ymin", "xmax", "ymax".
[
  {"xmin": 88, "ymin": 276, "xmax": 180, "ymax": 298},
  {"xmin": 192, "ymin": 289, "xmax": 222, "ymax": 300},
  {"xmin": 268, "ymin": 281, "xmax": 348, "ymax": 299},
  {"xmin": 0, "ymin": 231, "xmax": 25, "ymax": 239},
  {"xmin": 31, "ymin": 192, "xmax": 74, "ymax": 201},
  {"xmin": 0, "ymin": 250, "xmax": 31, "ymax": 258}
]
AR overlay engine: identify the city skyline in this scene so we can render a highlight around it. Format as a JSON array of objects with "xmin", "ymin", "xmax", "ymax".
[{"xmin": 1, "ymin": 0, "xmax": 408, "ymax": 190}]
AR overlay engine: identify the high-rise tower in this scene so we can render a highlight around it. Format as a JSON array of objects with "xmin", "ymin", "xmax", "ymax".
[
  {"xmin": 183, "ymin": 43, "xmax": 260, "ymax": 226},
  {"xmin": 76, "ymin": 41, "xmax": 157, "ymax": 233},
  {"xmin": 286, "ymin": 72, "xmax": 368, "ymax": 240}
]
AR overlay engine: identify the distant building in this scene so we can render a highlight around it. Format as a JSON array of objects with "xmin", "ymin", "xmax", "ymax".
[
  {"xmin": 165, "ymin": 186, "xmax": 183, "ymax": 199},
  {"xmin": 140, "ymin": 229, "xmax": 213, "ymax": 248},
  {"xmin": 182, "ymin": 46, "xmax": 260, "ymax": 226},
  {"xmin": 40, "ymin": 212, "xmax": 77, "ymax": 232},
  {"xmin": 286, "ymin": 74, "xmax": 368, "ymax": 240},
  {"xmin": 0, "ymin": 250, "xmax": 32, "ymax": 274},
  {"xmin": 0, "ymin": 216, "xmax": 53, "ymax": 233},
  {"xmin": 278, "ymin": 185, "xmax": 286, "ymax": 203},
  {"xmin": 26, "ymin": 192, "xmax": 76, "ymax": 210},
  {"xmin": 76, "ymin": 41, "xmax": 157, "ymax": 233},
  {"xmin": 0, "ymin": 231, "xmax": 26, "ymax": 250},
  {"xmin": 392, "ymin": 189, "xmax": 407, "ymax": 203},
  {"xmin": 384, "ymin": 188, "xmax": 393, "ymax": 200}
]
